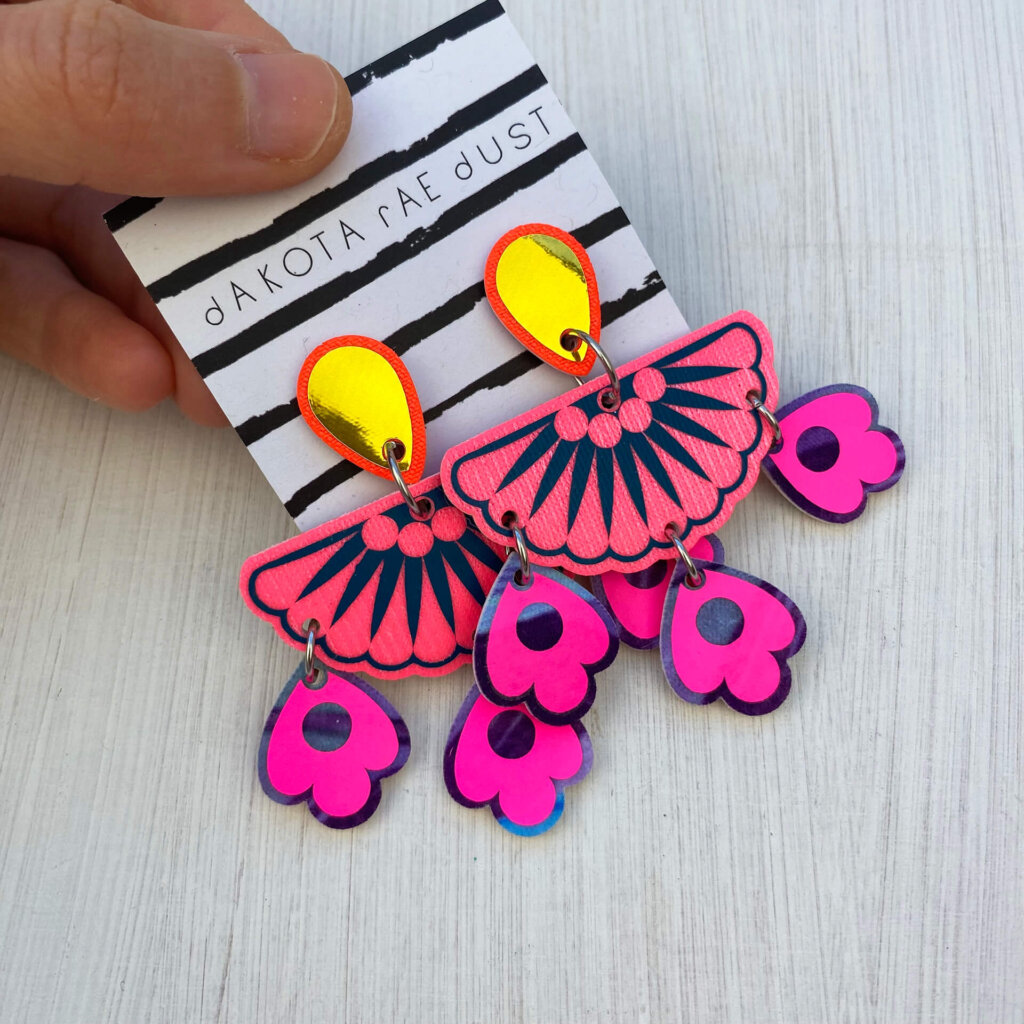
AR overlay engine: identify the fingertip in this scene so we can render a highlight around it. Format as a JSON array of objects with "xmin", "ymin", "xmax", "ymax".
[
  {"xmin": 320, "ymin": 64, "xmax": 354, "ymax": 162},
  {"xmin": 0, "ymin": 238, "xmax": 177, "ymax": 414},
  {"xmin": 128, "ymin": 289, "xmax": 229, "ymax": 427},
  {"xmin": 179, "ymin": 388, "xmax": 231, "ymax": 428},
  {"xmin": 104, "ymin": 333, "xmax": 176, "ymax": 412},
  {"xmin": 167, "ymin": 339, "xmax": 230, "ymax": 427},
  {"xmin": 233, "ymin": 54, "xmax": 353, "ymax": 188},
  {"xmin": 57, "ymin": 298, "xmax": 175, "ymax": 412},
  {"xmin": 0, "ymin": 1, "xmax": 355, "ymax": 195}
]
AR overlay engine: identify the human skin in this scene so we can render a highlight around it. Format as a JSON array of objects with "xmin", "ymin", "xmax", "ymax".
[{"xmin": 0, "ymin": 0, "xmax": 353, "ymax": 424}]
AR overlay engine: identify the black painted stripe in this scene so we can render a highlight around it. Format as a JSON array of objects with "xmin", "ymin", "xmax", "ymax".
[
  {"xmin": 348, "ymin": 0, "xmax": 505, "ymax": 96},
  {"xmin": 193, "ymin": 133, "xmax": 587, "ymax": 378},
  {"xmin": 573, "ymin": 206, "xmax": 631, "ymax": 247},
  {"xmin": 146, "ymin": 65, "xmax": 547, "ymax": 302},
  {"xmin": 424, "ymin": 350, "xmax": 541, "ymax": 426},
  {"xmin": 235, "ymin": 398, "xmax": 301, "ymax": 446},
  {"xmin": 601, "ymin": 271, "xmax": 666, "ymax": 324},
  {"xmin": 104, "ymin": 196, "xmax": 163, "ymax": 233},
  {"xmin": 283, "ymin": 270, "xmax": 670, "ymax": 520},
  {"xmin": 234, "ymin": 206, "xmax": 632, "ymax": 447},
  {"xmin": 285, "ymin": 462, "xmax": 361, "ymax": 519},
  {"xmin": 386, "ymin": 282, "xmax": 486, "ymax": 357}
]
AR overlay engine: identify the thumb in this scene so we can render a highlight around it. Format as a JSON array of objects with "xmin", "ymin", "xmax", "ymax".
[{"xmin": 0, "ymin": 0, "xmax": 352, "ymax": 195}]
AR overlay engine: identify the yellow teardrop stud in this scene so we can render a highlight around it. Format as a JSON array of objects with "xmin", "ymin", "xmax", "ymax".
[
  {"xmin": 297, "ymin": 337, "xmax": 426, "ymax": 482},
  {"xmin": 484, "ymin": 223, "xmax": 601, "ymax": 376}
]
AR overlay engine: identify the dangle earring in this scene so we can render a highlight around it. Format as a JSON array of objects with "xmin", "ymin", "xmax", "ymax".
[
  {"xmin": 442, "ymin": 226, "xmax": 634, "ymax": 836},
  {"xmin": 440, "ymin": 223, "xmax": 906, "ymax": 831},
  {"xmin": 240, "ymin": 336, "xmax": 505, "ymax": 828},
  {"xmin": 441, "ymin": 224, "xmax": 778, "ymax": 833}
]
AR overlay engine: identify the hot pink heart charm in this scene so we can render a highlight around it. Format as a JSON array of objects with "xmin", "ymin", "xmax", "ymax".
[
  {"xmin": 443, "ymin": 685, "xmax": 593, "ymax": 836},
  {"xmin": 660, "ymin": 561, "xmax": 806, "ymax": 715},
  {"xmin": 474, "ymin": 555, "xmax": 619, "ymax": 724},
  {"xmin": 259, "ymin": 665, "xmax": 410, "ymax": 828},
  {"xmin": 762, "ymin": 384, "xmax": 905, "ymax": 523},
  {"xmin": 592, "ymin": 534, "xmax": 724, "ymax": 648}
]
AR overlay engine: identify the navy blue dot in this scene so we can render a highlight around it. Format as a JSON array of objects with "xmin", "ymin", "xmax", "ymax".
[
  {"xmin": 623, "ymin": 560, "xmax": 670, "ymax": 589},
  {"xmin": 795, "ymin": 425, "xmax": 841, "ymax": 472},
  {"xmin": 301, "ymin": 702, "xmax": 352, "ymax": 752},
  {"xmin": 695, "ymin": 597, "xmax": 745, "ymax": 646},
  {"xmin": 487, "ymin": 710, "xmax": 536, "ymax": 759},
  {"xmin": 515, "ymin": 602, "xmax": 563, "ymax": 651}
]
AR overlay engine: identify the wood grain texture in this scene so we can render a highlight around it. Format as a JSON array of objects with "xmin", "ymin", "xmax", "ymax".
[{"xmin": 1, "ymin": 1, "xmax": 1021, "ymax": 1021}]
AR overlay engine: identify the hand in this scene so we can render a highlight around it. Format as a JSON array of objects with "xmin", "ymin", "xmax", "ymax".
[{"xmin": 0, "ymin": 0, "xmax": 352, "ymax": 425}]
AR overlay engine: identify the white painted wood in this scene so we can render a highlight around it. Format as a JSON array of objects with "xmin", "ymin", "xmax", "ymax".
[{"xmin": 1, "ymin": 1, "xmax": 1021, "ymax": 1021}]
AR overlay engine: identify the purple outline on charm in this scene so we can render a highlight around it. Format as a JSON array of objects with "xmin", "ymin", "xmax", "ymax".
[
  {"xmin": 443, "ymin": 684, "xmax": 594, "ymax": 836},
  {"xmin": 660, "ymin": 560, "xmax": 807, "ymax": 716},
  {"xmin": 473, "ymin": 554, "xmax": 620, "ymax": 725},
  {"xmin": 762, "ymin": 384, "xmax": 905, "ymax": 524},
  {"xmin": 258, "ymin": 663, "xmax": 411, "ymax": 829}
]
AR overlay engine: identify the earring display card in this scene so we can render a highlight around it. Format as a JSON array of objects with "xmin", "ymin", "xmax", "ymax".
[{"xmin": 106, "ymin": 0, "xmax": 688, "ymax": 530}]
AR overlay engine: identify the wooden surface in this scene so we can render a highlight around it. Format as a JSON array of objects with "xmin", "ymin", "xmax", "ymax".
[{"xmin": 1, "ymin": 1, "xmax": 1021, "ymax": 1021}]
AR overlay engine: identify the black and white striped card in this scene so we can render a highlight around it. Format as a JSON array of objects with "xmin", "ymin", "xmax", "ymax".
[{"xmin": 106, "ymin": 0, "xmax": 688, "ymax": 530}]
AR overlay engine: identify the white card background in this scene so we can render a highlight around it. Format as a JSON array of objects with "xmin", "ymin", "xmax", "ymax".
[{"xmin": 107, "ymin": 0, "xmax": 688, "ymax": 530}]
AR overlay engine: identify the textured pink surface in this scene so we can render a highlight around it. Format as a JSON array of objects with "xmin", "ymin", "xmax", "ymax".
[
  {"xmin": 660, "ymin": 561, "xmax": 806, "ymax": 716},
  {"xmin": 441, "ymin": 313, "xmax": 778, "ymax": 576},
  {"xmin": 240, "ymin": 476, "xmax": 503, "ymax": 679},
  {"xmin": 474, "ymin": 557, "xmax": 619, "ymax": 724}
]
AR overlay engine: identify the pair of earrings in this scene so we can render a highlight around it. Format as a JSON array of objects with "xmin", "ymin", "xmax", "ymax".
[{"xmin": 240, "ymin": 223, "xmax": 905, "ymax": 835}]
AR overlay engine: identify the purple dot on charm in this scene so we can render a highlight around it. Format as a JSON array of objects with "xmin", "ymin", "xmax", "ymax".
[
  {"xmin": 301, "ymin": 702, "xmax": 353, "ymax": 752},
  {"xmin": 661, "ymin": 563, "xmax": 806, "ymax": 715},
  {"xmin": 795, "ymin": 425, "xmax": 841, "ymax": 472},
  {"xmin": 695, "ymin": 597, "xmax": 745, "ymax": 646},
  {"xmin": 622, "ymin": 560, "xmax": 670, "ymax": 590},
  {"xmin": 487, "ymin": 709, "xmax": 536, "ymax": 759},
  {"xmin": 474, "ymin": 559, "xmax": 618, "ymax": 725},
  {"xmin": 259, "ymin": 667, "xmax": 411, "ymax": 830},
  {"xmin": 515, "ymin": 602, "xmax": 564, "ymax": 651}
]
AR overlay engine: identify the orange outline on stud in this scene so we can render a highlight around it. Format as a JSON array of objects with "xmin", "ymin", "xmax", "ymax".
[
  {"xmin": 297, "ymin": 336, "xmax": 427, "ymax": 484},
  {"xmin": 484, "ymin": 223, "xmax": 600, "ymax": 377}
]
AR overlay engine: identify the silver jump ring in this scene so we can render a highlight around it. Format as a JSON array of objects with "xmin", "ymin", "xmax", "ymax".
[
  {"xmin": 384, "ymin": 440, "xmax": 429, "ymax": 518},
  {"xmin": 505, "ymin": 517, "xmax": 532, "ymax": 584},
  {"xmin": 747, "ymin": 392, "xmax": 782, "ymax": 450},
  {"xmin": 302, "ymin": 618, "xmax": 320, "ymax": 680},
  {"xmin": 561, "ymin": 329, "xmax": 621, "ymax": 409},
  {"xmin": 664, "ymin": 523, "xmax": 704, "ymax": 588}
]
